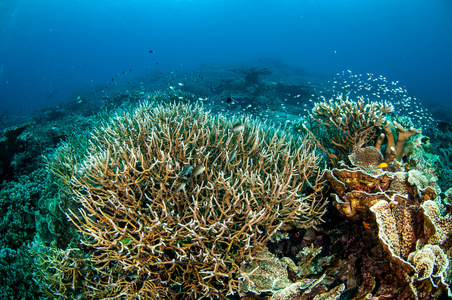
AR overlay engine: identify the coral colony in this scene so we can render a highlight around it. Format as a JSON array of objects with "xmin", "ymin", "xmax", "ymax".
[
  {"xmin": 34, "ymin": 102, "xmax": 326, "ymax": 299},
  {"xmin": 23, "ymin": 72, "xmax": 451, "ymax": 299}
]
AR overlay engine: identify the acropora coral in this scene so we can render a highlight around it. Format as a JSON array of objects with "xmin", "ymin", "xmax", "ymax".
[
  {"xmin": 33, "ymin": 101, "xmax": 327, "ymax": 299},
  {"xmin": 299, "ymin": 94, "xmax": 394, "ymax": 165}
]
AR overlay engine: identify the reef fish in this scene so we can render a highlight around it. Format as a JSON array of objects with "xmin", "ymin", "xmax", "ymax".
[
  {"xmin": 180, "ymin": 165, "xmax": 193, "ymax": 177},
  {"xmin": 192, "ymin": 165, "xmax": 205, "ymax": 176},
  {"xmin": 378, "ymin": 162, "xmax": 388, "ymax": 168},
  {"xmin": 232, "ymin": 123, "xmax": 244, "ymax": 132},
  {"xmin": 175, "ymin": 182, "xmax": 186, "ymax": 191}
]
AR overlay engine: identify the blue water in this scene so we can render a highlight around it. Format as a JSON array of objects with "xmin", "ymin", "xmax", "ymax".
[{"xmin": 0, "ymin": 0, "xmax": 451, "ymax": 114}]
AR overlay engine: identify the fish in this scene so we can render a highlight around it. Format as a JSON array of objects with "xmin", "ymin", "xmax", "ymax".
[
  {"xmin": 226, "ymin": 96, "xmax": 233, "ymax": 103},
  {"xmin": 228, "ymin": 150, "xmax": 237, "ymax": 163},
  {"xmin": 175, "ymin": 182, "xmax": 186, "ymax": 191},
  {"xmin": 191, "ymin": 165, "xmax": 205, "ymax": 176},
  {"xmin": 378, "ymin": 162, "xmax": 388, "ymax": 168},
  {"xmin": 149, "ymin": 50, "xmax": 154, "ymax": 53},
  {"xmin": 232, "ymin": 123, "xmax": 244, "ymax": 132},
  {"xmin": 180, "ymin": 165, "xmax": 193, "ymax": 177}
]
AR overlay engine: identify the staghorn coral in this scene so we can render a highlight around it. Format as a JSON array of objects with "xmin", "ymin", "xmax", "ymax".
[
  {"xmin": 34, "ymin": 101, "xmax": 327, "ymax": 299},
  {"xmin": 297, "ymin": 93, "xmax": 421, "ymax": 168},
  {"xmin": 299, "ymin": 94, "xmax": 393, "ymax": 165}
]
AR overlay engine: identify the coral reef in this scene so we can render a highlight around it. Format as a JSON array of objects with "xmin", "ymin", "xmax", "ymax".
[
  {"xmin": 238, "ymin": 248, "xmax": 292, "ymax": 295},
  {"xmin": 268, "ymin": 274, "xmax": 344, "ymax": 300},
  {"xmin": 323, "ymin": 146, "xmax": 452, "ymax": 298},
  {"xmin": 298, "ymin": 94, "xmax": 394, "ymax": 165},
  {"xmin": 0, "ymin": 247, "xmax": 41, "ymax": 299},
  {"xmin": 1, "ymin": 63, "xmax": 449, "ymax": 300},
  {"xmin": 0, "ymin": 122, "xmax": 32, "ymax": 180},
  {"xmin": 33, "ymin": 101, "xmax": 327, "ymax": 299},
  {"xmin": 424, "ymin": 121, "xmax": 452, "ymax": 190},
  {"xmin": 0, "ymin": 169, "xmax": 49, "ymax": 298}
]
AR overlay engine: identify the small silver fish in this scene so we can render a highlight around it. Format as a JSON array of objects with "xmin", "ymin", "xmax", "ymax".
[
  {"xmin": 232, "ymin": 124, "xmax": 244, "ymax": 132},
  {"xmin": 191, "ymin": 165, "xmax": 205, "ymax": 176},
  {"xmin": 228, "ymin": 150, "xmax": 237, "ymax": 163},
  {"xmin": 180, "ymin": 165, "xmax": 193, "ymax": 177},
  {"xmin": 175, "ymin": 182, "xmax": 186, "ymax": 191}
]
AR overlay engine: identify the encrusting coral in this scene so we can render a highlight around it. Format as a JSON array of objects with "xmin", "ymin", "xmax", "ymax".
[{"xmin": 33, "ymin": 100, "xmax": 327, "ymax": 299}]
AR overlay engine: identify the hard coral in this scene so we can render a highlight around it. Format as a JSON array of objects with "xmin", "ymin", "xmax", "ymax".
[
  {"xmin": 421, "ymin": 200, "xmax": 452, "ymax": 245},
  {"xmin": 324, "ymin": 146, "xmax": 452, "ymax": 298},
  {"xmin": 36, "ymin": 101, "xmax": 326, "ymax": 299},
  {"xmin": 408, "ymin": 244, "xmax": 449, "ymax": 281},
  {"xmin": 301, "ymin": 94, "xmax": 393, "ymax": 165},
  {"xmin": 377, "ymin": 120, "xmax": 421, "ymax": 162}
]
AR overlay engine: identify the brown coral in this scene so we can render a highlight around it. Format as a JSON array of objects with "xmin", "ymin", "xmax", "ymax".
[
  {"xmin": 302, "ymin": 94, "xmax": 394, "ymax": 165},
  {"xmin": 323, "ymin": 166, "xmax": 395, "ymax": 218},
  {"xmin": 324, "ymin": 146, "xmax": 452, "ymax": 298},
  {"xmin": 378, "ymin": 120, "xmax": 420, "ymax": 162},
  {"xmin": 348, "ymin": 146, "xmax": 383, "ymax": 172},
  {"xmin": 408, "ymin": 244, "xmax": 449, "ymax": 281},
  {"xmin": 421, "ymin": 200, "xmax": 452, "ymax": 245},
  {"xmin": 36, "ymin": 101, "xmax": 326, "ymax": 299}
]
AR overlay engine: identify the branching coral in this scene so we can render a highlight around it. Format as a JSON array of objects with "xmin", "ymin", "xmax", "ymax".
[
  {"xmin": 298, "ymin": 94, "xmax": 423, "ymax": 168},
  {"xmin": 35, "ymin": 101, "xmax": 326, "ymax": 299},
  {"xmin": 300, "ymin": 94, "xmax": 393, "ymax": 165},
  {"xmin": 377, "ymin": 120, "xmax": 421, "ymax": 161}
]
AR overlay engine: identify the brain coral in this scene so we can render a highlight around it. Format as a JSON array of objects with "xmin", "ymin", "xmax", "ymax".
[{"xmin": 36, "ymin": 101, "xmax": 326, "ymax": 299}]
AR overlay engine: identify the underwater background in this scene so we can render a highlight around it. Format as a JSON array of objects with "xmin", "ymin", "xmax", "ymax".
[
  {"xmin": 1, "ymin": 0, "xmax": 452, "ymax": 117},
  {"xmin": 1, "ymin": 0, "xmax": 452, "ymax": 299}
]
